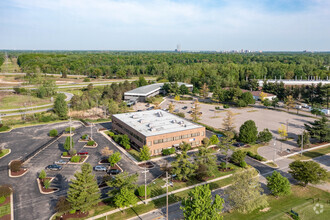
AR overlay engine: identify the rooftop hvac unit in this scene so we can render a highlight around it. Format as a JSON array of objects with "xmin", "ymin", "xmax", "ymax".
[
  {"xmin": 171, "ymin": 120, "xmax": 176, "ymax": 123},
  {"xmin": 150, "ymin": 127, "xmax": 156, "ymax": 132},
  {"xmin": 157, "ymin": 111, "xmax": 163, "ymax": 117},
  {"xmin": 131, "ymin": 114, "xmax": 139, "ymax": 119}
]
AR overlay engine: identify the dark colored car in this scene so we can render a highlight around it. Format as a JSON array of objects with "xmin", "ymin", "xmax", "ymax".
[
  {"xmin": 147, "ymin": 106, "xmax": 154, "ymax": 110},
  {"xmin": 182, "ymin": 106, "xmax": 188, "ymax": 110},
  {"xmin": 77, "ymin": 151, "xmax": 88, "ymax": 155},
  {"xmin": 46, "ymin": 164, "xmax": 62, "ymax": 171},
  {"xmin": 107, "ymin": 169, "xmax": 121, "ymax": 175}
]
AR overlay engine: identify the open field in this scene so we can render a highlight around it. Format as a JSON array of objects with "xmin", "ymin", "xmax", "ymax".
[
  {"xmin": 0, "ymin": 57, "xmax": 21, "ymax": 73},
  {"xmin": 0, "ymin": 93, "xmax": 52, "ymax": 110},
  {"xmin": 224, "ymin": 185, "xmax": 330, "ymax": 220},
  {"xmin": 289, "ymin": 145, "xmax": 330, "ymax": 160}
]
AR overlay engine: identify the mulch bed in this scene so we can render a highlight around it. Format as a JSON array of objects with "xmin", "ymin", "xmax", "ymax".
[
  {"xmin": 99, "ymin": 159, "xmax": 109, "ymax": 164},
  {"xmin": 109, "ymin": 164, "xmax": 121, "ymax": 170},
  {"xmin": 0, "ymin": 214, "xmax": 11, "ymax": 220},
  {"xmin": 55, "ymin": 211, "xmax": 88, "ymax": 220},
  {"xmin": 0, "ymin": 196, "xmax": 10, "ymax": 206},
  {"xmin": 0, "ymin": 196, "xmax": 11, "ymax": 220},
  {"xmin": 138, "ymin": 162, "xmax": 154, "ymax": 168},
  {"xmin": 10, "ymin": 168, "xmax": 27, "ymax": 176},
  {"xmin": 39, "ymin": 177, "xmax": 57, "ymax": 193},
  {"xmin": 243, "ymin": 145, "xmax": 251, "ymax": 148}
]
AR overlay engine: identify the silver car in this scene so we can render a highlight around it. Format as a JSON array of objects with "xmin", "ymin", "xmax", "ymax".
[
  {"xmin": 94, "ymin": 165, "xmax": 107, "ymax": 171},
  {"xmin": 55, "ymin": 159, "xmax": 67, "ymax": 165}
]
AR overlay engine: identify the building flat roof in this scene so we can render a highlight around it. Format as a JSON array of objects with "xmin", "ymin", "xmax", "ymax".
[
  {"xmin": 113, "ymin": 110, "xmax": 203, "ymax": 137},
  {"xmin": 124, "ymin": 82, "xmax": 193, "ymax": 97}
]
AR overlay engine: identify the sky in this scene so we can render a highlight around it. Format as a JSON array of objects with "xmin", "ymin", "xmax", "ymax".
[{"xmin": 0, "ymin": 0, "xmax": 329, "ymax": 51}]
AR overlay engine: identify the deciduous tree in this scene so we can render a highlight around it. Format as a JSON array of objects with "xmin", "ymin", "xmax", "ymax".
[
  {"xmin": 289, "ymin": 161, "xmax": 327, "ymax": 186},
  {"xmin": 222, "ymin": 111, "xmax": 235, "ymax": 132},
  {"xmin": 54, "ymin": 93, "xmax": 68, "ymax": 119},
  {"xmin": 139, "ymin": 145, "xmax": 151, "ymax": 161},
  {"xmin": 266, "ymin": 171, "xmax": 291, "ymax": 197},
  {"xmin": 239, "ymin": 120, "xmax": 258, "ymax": 144},
  {"xmin": 108, "ymin": 152, "xmax": 121, "ymax": 167}
]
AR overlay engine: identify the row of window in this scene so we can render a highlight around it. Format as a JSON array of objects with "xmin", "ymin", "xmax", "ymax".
[
  {"xmin": 153, "ymin": 132, "xmax": 204, "ymax": 145},
  {"xmin": 153, "ymin": 141, "xmax": 200, "ymax": 155},
  {"xmin": 113, "ymin": 121, "xmax": 144, "ymax": 143}
]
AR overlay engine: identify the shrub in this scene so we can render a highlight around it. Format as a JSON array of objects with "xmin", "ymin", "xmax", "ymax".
[
  {"xmin": 39, "ymin": 170, "xmax": 46, "ymax": 179},
  {"xmin": 0, "ymin": 196, "xmax": 5, "ymax": 204},
  {"xmin": 87, "ymin": 140, "xmax": 95, "ymax": 146},
  {"xmin": 69, "ymin": 148, "xmax": 77, "ymax": 156},
  {"xmin": 65, "ymin": 127, "xmax": 75, "ymax": 132},
  {"xmin": 69, "ymin": 209, "xmax": 76, "ymax": 214},
  {"xmin": 55, "ymin": 196, "xmax": 71, "ymax": 213},
  {"xmin": 219, "ymin": 162, "xmax": 226, "ymax": 169},
  {"xmin": 10, "ymin": 160, "xmax": 22, "ymax": 172},
  {"xmin": 289, "ymin": 212, "xmax": 300, "ymax": 220},
  {"xmin": 107, "ymin": 131, "xmax": 115, "ymax": 137},
  {"xmin": 70, "ymin": 156, "xmax": 81, "ymax": 163},
  {"xmin": 240, "ymin": 161, "xmax": 247, "ymax": 168},
  {"xmin": 0, "ymin": 186, "xmax": 11, "ymax": 197},
  {"xmin": 175, "ymin": 112, "xmax": 185, "ymax": 118},
  {"xmin": 82, "ymin": 134, "xmax": 89, "ymax": 140},
  {"xmin": 0, "ymin": 125, "xmax": 10, "ymax": 132},
  {"xmin": 231, "ymin": 150, "xmax": 246, "ymax": 165},
  {"xmin": 246, "ymin": 151, "xmax": 254, "ymax": 157},
  {"xmin": 162, "ymin": 148, "xmax": 175, "ymax": 156},
  {"xmin": 44, "ymin": 179, "xmax": 50, "ymax": 189},
  {"xmin": 258, "ymin": 128, "xmax": 273, "ymax": 143},
  {"xmin": 246, "ymin": 151, "xmax": 265, "ymax": 161},
  {"xmin": 83, "ymin": 78, "xmax": 91, "ymax": 82},
  {"xmin": 237, "ymin": 100, "xmax": 247, "ymax": 107},
  {"xmin": 49, "ymin": 129, "xmax": 58, "ymax": 137},
  {"xmin": 223, "ymin": 104, "xmax": 229, "ymax": 109},
  {"xmin": 136, "ymin": 185, "xmax": 151, "ymax": 197},
  {"xmin": 62, "ymin": 152, "xmax": 68, "ymax": 156}
]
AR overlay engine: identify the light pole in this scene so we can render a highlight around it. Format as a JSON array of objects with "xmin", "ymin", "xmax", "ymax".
[
  {"xmin": 69, "ymin": 107, "xmax": 72, "ymax": 151},
  {"xmin": 142, "ymin": 166, "xmax": 149, "ymax": 204},
  {"xmin": 300, "ymin": 130, "xmax": 304, "ymax": 157},
  {"xmin": 273, "ymin": 137, "xmax": 276, "ymax": 162},
  {"xmin": 166, "ymin": 171, "xmax": 169, "ymax": 220}
]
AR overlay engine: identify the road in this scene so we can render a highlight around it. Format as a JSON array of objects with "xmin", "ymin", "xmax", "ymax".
[{"xmin": 0, "ymin": 91, "xmax": 74, "ymax": 117}]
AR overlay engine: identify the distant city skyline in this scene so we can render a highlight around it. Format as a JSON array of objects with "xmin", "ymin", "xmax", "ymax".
[{"xmin": 1, "ymin": 0, "xmax": 330, "ymax": 51}]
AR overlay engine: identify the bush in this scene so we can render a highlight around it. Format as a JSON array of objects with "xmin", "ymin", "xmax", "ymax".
[
  {"xmin": 65, "ymin": 127, "xmax": 75, "ymax": 132},
  {"xmin": 44, "ymin": 179, "xmax": 50, "ymax": 189},
  {"xmin": 62, "ymin": 152, "xmax": 68, "ymax": 156},
  {"xmin": 10, "ymin": 160, "xmax": 22, "ymax": 172},
  {"xmin": 0, "ymin": 125, "xmax": 10, "ymax": 132},
  {"xmin": 289, "ymin": 212, "xmax": 300, "ymax": 220},
  {"xmin": 0, "ymin": 186, "xmax": 11, "ymax": 197},
  {"xmin": 175, "ymin": 112, "xmax": 185, "ymax": 118},
  {"xmin": 0, "ymin": 196, "xmax": 5, "ymax": 204},
  {"xmin": 69, "ymin": 148, "xmax": 77, "ymax": 156},
  {"xmin": 231, "ymin": 150, "xmax": 246, "ymax": 165},
  {"xmin": 55, "ymin": 196, "xmax": 71, "ymax": 213},
  {"xmin": 162, "ymin": 148, "xmax": 175, "ymax": 156},
  {"xmin": 82, "ymin": 134, "xmax": 89, "ymax": 140},
  {"xmin": 107, "ymin": 131, "xmax": 115, "ymax": 137},
  {"xmin": 223, "ymin": 104, "xmax": 229, "ymax": 109},
  {"xmin": 246, "ymin": 151, "xmax": 266, "ymax": 161},
  {"xmin": 69, "ymin": 209, "xmax": 76, "ymax": 214},
  {"xmin": 240, "ymin": 161, "xmax": 247, "ymax": 168},
  {"xmin": 136, "ymin": 185, "xmax": 151, "ymax": 197},
  {"xmin": 237, "ymin": 100, "xmax": 247, "ymax": 107},
  {"xmin": 219, "ymin": 162, "xmax": 226, "ymax": 169},
  {"xmin": 70, "ymin": 155, "xmax": 81, "ymax": 163},
  {"xmin": 49, "ymin": 129, "xmax": 58, "ymax": 137},
  {"xmin": 83, "ymin": 78, "xmax": 91, "ymax": 82},
  {"xmin": 258, "ymin": 128, "xmax": 273, "ymax": 143},
  {"xmin": 87, "ymin": 140, "xmax": 95, "ymax": 146},
  {"xmin": 39, "ymin": 170, "xmax": 46, "ymax": 179}
]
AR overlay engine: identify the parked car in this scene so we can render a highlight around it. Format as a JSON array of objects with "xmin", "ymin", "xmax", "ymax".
[
  {"xmin": 77, "ymin": 151, "xmax": 88, "ymax": 155},
  {"xmin": 302, "ymin": 103, "xmax": 309, "ymax": 108},
  {"xmin": 46, "ymin": 164, "xmax": 62, "ymax": 171},
  {"xmin": 107, "ymin": 169, "xmax": 121, "ymax": 175},
  {"xmin": 94, "ymin": 165, "xmax": 107, "ymax": 171},
  {"xmin": 187, "ymin": 110, "xmax": 192, "ymax": 114},
  {"xmin": 54, "ymin": 159, "xmax": 67, "ymax": 165},
  {"xmin": 147, "ymin": 106, "xmax": 154, "ymax": 110},
  {"xmin": 295, "ymin": 105, "xmax": 302, "ymax": 109},
  {"xmin": 233, "ymin": 142, "xmax": 245, "ymax": 147},
  {"xmin": 182, "ymin": 106, "xmax": 188, "ymax": 110}
]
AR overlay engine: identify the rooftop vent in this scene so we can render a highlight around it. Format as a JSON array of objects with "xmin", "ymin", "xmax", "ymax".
[
  {"xmin": 131, "ymin": 114, "xmax": 139, "ymax": 119},
  {"xmin": 157, "ymin": 111, "xmax": 163, "ymax": 117}
]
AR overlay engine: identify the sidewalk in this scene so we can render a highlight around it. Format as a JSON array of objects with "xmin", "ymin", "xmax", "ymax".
[{"xmin": 86, "ymin": 173, "xmax": 233, "ymax": 220}]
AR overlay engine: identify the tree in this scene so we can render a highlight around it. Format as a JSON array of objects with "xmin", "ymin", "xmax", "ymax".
[
  {"xmin": 230, "ymin": 150, "xmax": 246, "ymax": 165},
  {"xmin": 49, "ymin": 129, "xmax": 58, "ymax": 137},
  {"xmin": 195, "ymin": 146, "xmax": 217, "ymax": 179},
  {"xmin": 114, "ymin": 187, "xmax": 138, "ymax": 208},
  {"xmin": 120, "ymin": 134, "xmax": 131, "ymax": 150},
  {"xmin": 190, "ymin": 100, "xmax": 201, "ymax": 122},
  {"xmin": 181, "ymin": 184, "xmax": 224, "ymax": 220},
  {"xmin": 297, "ymin": 131, "xmax": 310, "ymax": 149},
  {"xmin": 200, "ymin": 83, "xmax": 209, "ymax": 99},
  {"xmin": 239, "ymin": 120, "xmax": 258, "ymax": 144},
  {"xmin": 139, "ymin": 145, "xmax": 151, "ymax": 161},
  {"xmin": 101, "ymin": 147, "xmax": 113, "ymax": 158},
  {"xmin": 262, "ymin": 99, "xmax": 271, "ymax": 108},
  {"xmin": 209, "ymin": 135, "xmax": 219, "ymax": 145},
  {"xmin": 137, "ymin": 76, "xmax": 148, "ymax": 87},
  {"xmin": 259, "ymin": 92, "xmax": 267, "ymax": 102},
  {"xmin": 108, "ymin": 152, "xmax": 121, "ymax": 167},
  {"xmin": 174, "ymin": 95, "xmax": 180, "ymax": 101},
  {"xmin": 107, "ymin": 172, "xmax": 138, "ymax": 197},
  {"xmin": 289, "ymin": 160, "xmax": 327, "ymax": 186},
  {"xmin": 222, "ymin": 111, "xmax": 235, "ymax": 132},
  {"xmin": 136, "ymin": 185, "xmax": 151, "ymax": 197},
  {"xmin": 55, "ymin": 196, "xmax": 71, "ymax": 213},
  {"xmin": 168, "ymin": 102, "xmax": 175, "ymax": 113},
  {"xmin": 218, "ymin": 136, "xmax": 235, "ymax": 169},
  {"xmin": 171, "ymin": 147, "xmax": 197, "ymax": 181},
  {"xmin": 39, "ymin": 169, "xmax": 46, "ymax": 180},
  {"xmin": 285, "ymin": 95, "xmax": 295, "ymax": 112},
  {"xmin": 213, "ymin": 87, "xmax": 225, "ymax": 103},
  {"xmin": 108, "ymin": 99, "xmax": 119, "ymax": 116},
  {"xmin": 64, "ymin": 136, "xmax": 74, "ymax": 151},
  {"xmin": 278, "ymin": 124, "xmax": 288, "ymax": 140},
  {"xmin": 257, "ymin": 128, "xmax": 272, "ymax": 143},
  {"xmin": 179, "ymin": 84, "xmax": 189, "ymax": 95},
  {"xmin": 54, "ymin": 93, "xmax": 68, "ymax": 119},
  {"xmin": 237, "ymin": 100, "xmax": 247, "ymax": 107},
  {"xmin": 241, "ymin": 92, "xmax": 255, "ymax": 105},
  {"xmin": 305, "ymin": 116, "xmax": 330, "ymax": 142},
  {"xmin": 226, "ymin": 169, "xmax": 268, "ymax": 213},
  {"xmin": 266, "ymin": 171, "xmax": 291, "ymax": 197},
  {"xmin": 311, "ymin": 108, "xmax": 324, "ymax": 117},
  {"xmin": 67, "ymin": 163, "xmax": 100, "ymax": 212},
  {"xmin": 271, "ymin": 97, "xmax": 279, "ymax": 109}
]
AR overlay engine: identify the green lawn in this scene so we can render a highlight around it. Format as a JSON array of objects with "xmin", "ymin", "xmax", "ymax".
[
  {"xmin": 0, "ymin": 149, "xmax": 10, "ymax": 158},
  {"xmin": 224, "ymin": 185, "xmax": 330, "ymax": 220},
  {"xmin": 238, "ymin": 143, "xmax": 265, "ymax": 155},
  {"xmin": 289, "ymin": 145, "xmax": 330, "ymax": 161},
  {"xmin": 0, "ymin": 203, "xmax": 10, "ymax": 218},
  {"xmin": 127, "ymin": 149, "xmax": 141, "ymax": 162},
  {"xmin": 0, "ymin": 94, "xmax": 51, "ymax": 110},
  {"xmin": 0, "ymin": 57, "xmax": 21, "ymax": 73},
  {"xmin": 265, "ymin": 161, "xmax": 278, "ymax": 168}
]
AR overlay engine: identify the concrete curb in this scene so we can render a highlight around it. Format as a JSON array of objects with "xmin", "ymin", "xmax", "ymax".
[
  {"xmin": 10, "ymin": 192, "xmax": 13, "ymax": 220},
  {"xmin": 67, "ymin": 155, "xmax": 89, "ymax": 164},
  {"xmin": 83, "ymin": 142, "xmax": 98, "ymax": 148},
  {"xmin": 0, "ymin": 149, "xmax": 11, "ymax": 160},
  {"xmin": 36, "ymin": 177, "xmax": 59, "ymax": 195},
  {"xmin": 8, "ymin": 160, "xmax": 28, "ymax": 178}
]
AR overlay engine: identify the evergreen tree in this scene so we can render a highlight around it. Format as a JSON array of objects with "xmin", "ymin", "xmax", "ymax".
[
  {"xmin": 54, "ymin": 93, "xmax": 68, "ymax": 119},
  {"xmin": 195, "ymin": 146, "xmax": 217, "ymax": 179},
  {"xmin": 297, "ymin": 131, "xmax": 310, "ymax": 149},
  {"xmin": 257, "ymin": 128, "xmax": 273, "ymax": 143},
  {"xmin": 266, "ymin": 171, "xmax": 291, "ymax": 197},
  {"xmin": 226, "ymin": 169, "xmax": 268, "ymax": 213},
  {"xmin": 171, "ymin": 147, "xmax": 197, "ymax": 181},
  {"xmin": 114, "ymin": 187, "xmax": 138, "ymax": 208},
  {"xmin": 222, "ymin": 111, "xmax": 235, "ymax": 132},
  {"xmin": 107, "ymin": 172, "xmax": 138, "ymax": 197},
  {"xmin": 139, "ymin": 145, "xmax": 151, "ymax": 161},
  {"xmin": 64, "ymin": 136, "xmax": 74, "ymax": 152},
  {"xmin": 304, "ymin": 116, "xmax": 330, "ymax": 142},
  {"xmin": 239, "ymin": 120, "xmax": 258, "ymax": 144},
  {"xmin": 67, "ymin": 163, "xmax": 100, "ymax": 212},
  {"xmin": 289, "ymin": 161, "xmax": 327, "ymax": 186},
  {"xmin": 218, "ymin": 136, "xmax": 235, "ymax": 169},
  {"xmin": 181, "ymin": 184, "xmax": 224, "ymax": 220}
]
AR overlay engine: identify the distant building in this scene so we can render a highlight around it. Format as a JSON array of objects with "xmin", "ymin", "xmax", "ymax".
[
  {"xmin": 112, "ymin": 110, "xmax": 205, "ymax": 155},
  {"xmin": 258, "ymin": 79, "xmax": 330, "ymax": 87},
  {"xmin": 124, "ymin": 82, "xmax": 193, "ymax": 102},
  {"xmin": 242, "ymin": 89, "xmax": 277, "ymax": 101}
]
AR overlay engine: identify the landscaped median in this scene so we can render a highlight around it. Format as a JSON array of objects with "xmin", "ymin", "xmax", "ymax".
[
  {"xmin": 0, "ymin": 149, "xmax": 10, "ymax": 159},
  {"xmin": 289, "ymin": 144, "xmax": 330, "ymax": 161},
  {"xmin": 0, "ymin": 186, "xmax": 13, "ymax": 220}
]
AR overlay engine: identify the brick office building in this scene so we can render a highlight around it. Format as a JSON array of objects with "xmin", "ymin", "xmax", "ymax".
[{"xmin": 112, "ymin": 110, "xmax": 205, "ymax": 155}]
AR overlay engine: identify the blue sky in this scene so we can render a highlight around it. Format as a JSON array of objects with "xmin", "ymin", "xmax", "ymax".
[{"xmin": 0, "ymin": 0, "xmax": 329, "ymax": 51}]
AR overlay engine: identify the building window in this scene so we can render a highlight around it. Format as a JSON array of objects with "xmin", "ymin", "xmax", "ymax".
[
  {"xmin": 201, "ymin": 132, "xmax": 204, "ymax": 136},
  {"xmin": 147, "ymin": 141, "xmax": 152, "ymax": 146}
]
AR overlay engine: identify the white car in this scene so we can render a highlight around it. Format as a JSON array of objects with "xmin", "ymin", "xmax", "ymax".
[{"xmin": 55, "ymin": 159, "xmax": 67, "ymax": 165}]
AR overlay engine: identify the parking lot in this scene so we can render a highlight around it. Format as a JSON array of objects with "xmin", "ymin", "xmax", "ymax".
[{"xmin": 160, "ymin": 98, "xmax": 316, "ymax": 159}]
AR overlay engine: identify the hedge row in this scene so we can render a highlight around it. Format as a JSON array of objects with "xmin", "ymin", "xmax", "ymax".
[{"xmin": 246, "ymin": 151, "xmax": 266, "ymax": 161}]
